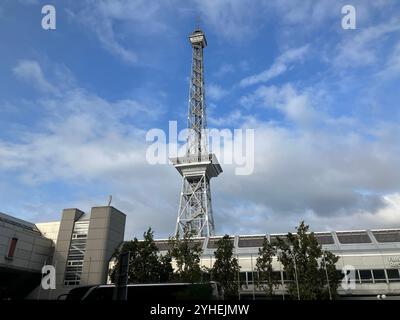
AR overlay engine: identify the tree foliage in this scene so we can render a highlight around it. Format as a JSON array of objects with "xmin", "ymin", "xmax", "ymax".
[
  {"xmin": 110, "ymin": 227, "xmax": 173, "ymax": 284},
  {"xmin": 168, "ymin": 227, "xmax": 203, "ymax": 282},
  {"xmin": 211, "ymin": 235, "xmax": 240, "ymax": 299},
  {"xmin": 276, "ymin": 221, "xmax": 341, "ymax": 300},
  {"xmin": 256, "ymin": 236, "xmax": 279, "ymax": 297}
]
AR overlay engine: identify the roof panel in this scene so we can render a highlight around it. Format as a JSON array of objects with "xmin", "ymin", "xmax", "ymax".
[
  {"xmin": 315, "ymin": 233, "xmax": 335, "ymax": 245},
  {"xmin": 336, "ymin": 232, "xmax": 371, "ymax": 244},
  {"xmin": 238, "ymin": 236, "xmax": 265, "ymax": 248},
  {"xmin": 372, "ymin": 230, "xmax": 400, "ymax": 243},
  {"xmin": 207, "ymin": 237, "xmax": 234, "ymax": 249}
]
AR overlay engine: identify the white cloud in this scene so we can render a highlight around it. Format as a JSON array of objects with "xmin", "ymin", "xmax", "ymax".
[
  {"xmin": 3, "ymin": 60, "xmax": 175, "ymax": 237},
  {"xmin": 363, "ymin": 193, "xmax": 400, "ymax": 226},
  {"xmin": 0, "ymin": 90, "xmax": 152, "ymax": 183},
  {"xmin": 3, "ymin": 76, "xmax": 400, "ymax": 236},
  {"xmin": 4, "ymin": 1, "xmax": 400, "ymax": 237},
  {"xmin": 240, "ymin": 45, "xmax": 310, "ymax": 87},
  {"xmin": 333, "ymin": 20, "xmax": 400, "ymax": 68},
  {"xmin": 68, "ymin": 0, "xmax": 173, "ymax": 64},
  {"xmin": 193, "ymin": 0, "xmax": 268, "ymax": 40},
  {"xmin": 266, "ymin": 0, "xmax": 337, "ymax": 26},
  {"xmin": 213, "ymin": 64, "xmax": 235, "ymax": 77},
  {"xmin": 378, "ymin": 41, "xmax": 400, "ymax": 79},
  {"xmin": 212, "ymin": 119, "xmax": 400, "ymax": 234},
  {"xmin": 241, "ymin": 83, "xmax": 319, "ymax": 125},
  {"xmin": 17, "ymin": 0, "xmax": 38, "ymax": 4},
  {"xmin": 13, "ymin": 60, "xmax": 58, "ymax": 93},
  {"xmin": 207, "ymin": 83, "xmax": 228, "ymax": 101},
  {"xmin": 208, "ymin": 109, "xmax": 256, "ymax": 127}
]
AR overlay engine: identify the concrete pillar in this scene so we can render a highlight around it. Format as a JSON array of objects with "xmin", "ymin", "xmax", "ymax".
[{"xmin": 80, "ymin": 206, "xmax": 126, "ymax": 286}]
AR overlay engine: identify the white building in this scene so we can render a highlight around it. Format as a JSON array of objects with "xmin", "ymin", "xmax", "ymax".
[
  {"xmin": 2, "ymin": 207, "xmax": 400, "ymax": 299},
  {"xmin": 152, "ymin": 229, "xmax": 400, "ymax": 299}
]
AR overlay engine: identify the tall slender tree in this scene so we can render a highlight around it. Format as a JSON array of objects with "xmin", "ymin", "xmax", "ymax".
[
  {"xmin": 211, "ymin": 235, "xmax": 240, "ymax": 299},
  {"xmin": 168, "ymin": 227, "xmax": 203, "ymax": 282},
  {"xmin": 256, "ymin": 236, "xmax": 279, "ymax": 297},
  {"xmin": 276, "ymin": 221, "xmax": 341, "ymax": 300}
]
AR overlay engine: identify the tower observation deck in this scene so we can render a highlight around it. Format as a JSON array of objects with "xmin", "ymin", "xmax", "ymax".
[{"xmin": 170, "ymin": 29, "xmax": 222, "ymax": 238}]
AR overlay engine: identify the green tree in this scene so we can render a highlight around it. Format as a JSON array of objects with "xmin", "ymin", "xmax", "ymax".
[
  {"xmin": 320, "ymin": 250, "xmax": 341, "ymax": 299},
  {"xmin": 158, "ymin": 254, "xmax": 174, "ymax": 283},
  {"xmin": 276, "ymin": 221, "xmax": 341, "ymax": 300},
  {"xmin": 168, "ymin": 227, "xmax": 203, "ymax": 282},
  {"xmin": 256, "ymin": 236, "xmax": 279, "ymax": 297},
  {"xmin": 110, "ymin": 227, "xmax": 173, "ymax": 283},
  {"xmin": 211, "ymin": 235, "xmax": 240, "ymax": 299}
]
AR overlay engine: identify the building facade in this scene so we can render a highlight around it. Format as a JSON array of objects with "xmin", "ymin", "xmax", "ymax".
[
  {"xmin": 0, "ymin": 206, "xmax": 126, "ymax": 299},
  {"xmin": 152, "ymin": 229, "xmax": 400, "ymax": 298},
  {"xmin": 0, "ymin": 212, "xmax": 54, "ymax": 299},
  {"xmin": 2, "ymin": 205, "xmax": 400, "ymax": 299}
]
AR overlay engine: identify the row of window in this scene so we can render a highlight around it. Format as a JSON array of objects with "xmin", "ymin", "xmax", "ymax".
[
  {"xmin": 354, "ymin": 269, "xmax": 400, "ymax": 284},
  {"xmin": 238, "ymin": 268, "xmax": 400, "ymax": 287},
  {"xmin": 64, "ymin": 220, "xmax": 89, "ymax": 286}
]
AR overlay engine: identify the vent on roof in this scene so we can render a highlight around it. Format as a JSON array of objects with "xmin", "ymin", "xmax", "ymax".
[{"xmin": 336, "ymin": 232, "xmax": 371, "ymax": 244}]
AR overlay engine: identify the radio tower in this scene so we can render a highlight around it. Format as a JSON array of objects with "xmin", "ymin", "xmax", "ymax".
[{"xmin": 170, "ymin": 29, "xmax": 222, "ymax": 238}]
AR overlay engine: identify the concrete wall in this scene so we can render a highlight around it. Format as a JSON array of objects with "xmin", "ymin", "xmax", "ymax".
[
  {"xmin": 81, "ymin": 206, "xmax": 126, "ymax": 285},
  {"xmin": 0, "ymin": 215, "xmax": 54, "ymax": 273},
  {"xmin": 0, "ymin": 213, "xmax": 54, "ymax": 299}
]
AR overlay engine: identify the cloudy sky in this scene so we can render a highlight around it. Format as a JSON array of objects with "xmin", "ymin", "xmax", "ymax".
[{"xmin": 1, "ymin": 0, "xmax": 400, "ymax": 239}]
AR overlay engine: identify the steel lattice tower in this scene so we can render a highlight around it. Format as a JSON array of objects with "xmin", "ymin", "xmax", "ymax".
[{"xmin": 170, "ymin": 29, "xmax": 222, "ymax": 238}]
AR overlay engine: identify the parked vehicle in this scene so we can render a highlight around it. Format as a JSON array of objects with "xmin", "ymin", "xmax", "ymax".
[{"xmin": 58, "ymin": 282, "xmax": 223, "ymax": 301}]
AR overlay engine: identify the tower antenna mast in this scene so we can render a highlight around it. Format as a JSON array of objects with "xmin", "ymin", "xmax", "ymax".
[{"xmin": 170, "ymin": 28, "xmax": 222, "ymax": 238}]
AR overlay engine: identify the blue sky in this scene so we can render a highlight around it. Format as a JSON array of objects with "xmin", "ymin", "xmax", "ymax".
[{"xmin": 1, "ymin": 0, "xmax": 400, "ymax": 239}]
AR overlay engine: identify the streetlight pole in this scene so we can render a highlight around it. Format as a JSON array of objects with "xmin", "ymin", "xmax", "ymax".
[
  {"xmin": 250, "ymin": 253, "xmax": 256, "ymax": 300},
  {"xmin": 292, "ymin": 253, "xmax": 300, "ymax": 300},
  {"xmin": 277, "ymin": 252, "xmax": 285, "ymax": 301},
  {"xmin": 322, "ymin": 250, "xmax": 332, "ymax": 300}
]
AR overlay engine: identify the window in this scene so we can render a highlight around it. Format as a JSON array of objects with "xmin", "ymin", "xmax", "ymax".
[
  {"xmin": 253, "ymin": 271, "xmax": 259, "ymax": 284},
  {"xmin": 6, "ymin": 237, "xmax": 18, "ymax": 259},
  {"xmin": 239, "ymin": 272, "xmax": 247, "ymax": 284},
  {"xmin": 372, "ymin": 269, "xmax": 386, "ymax": 283},
  {"xmin": 282, "ymin": 271, "xmax": 292, "ymax": 283},
  {"xmin": 386, "ymin": 269, "xmax": 400, "ymax": 282},
  {"xmin": 247, "ymin": 272, "xmax": 253, "ymax": 284},
  {"xmin": 64, "ymin": 220, "xmax": 89, "ymax": 286},
  {"xmin": 359, "ymin": 270, "xmax": 373, "ymax": 283},
  {"xmin": 85, "ymin": 287, "xmax": 113, "ymax": 301},
  {"xmin": 272, "ymin": 271, "xmax": 282, "ymax": 282}
]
